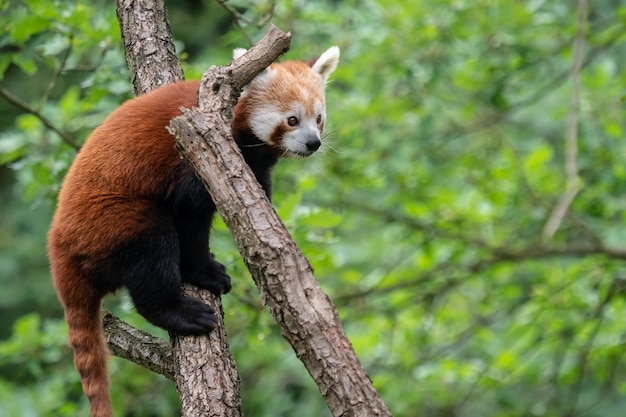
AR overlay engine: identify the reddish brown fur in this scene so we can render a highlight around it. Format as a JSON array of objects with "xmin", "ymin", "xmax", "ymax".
[
  {"xmin": 49, "ymin": 81, "xmax": 200, "ymax": 417},
  {"xmin": 255, "ymin": 62, "xmax": 323, "ymax": 111}
]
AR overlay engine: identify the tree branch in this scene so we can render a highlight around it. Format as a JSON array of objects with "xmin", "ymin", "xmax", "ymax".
[
  {"xmin": 215, "ymin": 0, "xmax": 275, "ymax": 45},
  {"xmin": 335, "ymin": 242, "xmax": 626, "ymax": 303},
  {"xmin": 542, "ymin": 0, "xmax": 588, "ymax": 240},
  {"xmin": 103, "ymin": 311, "xmax": 175, "ymax": 380},
  {"xmin": 167, "ymin": 26, "xmax": 289, "ymax": 417},
  {"xmin": 0, "ymin": 86, "xmax": 80, "ymax": 150},
  {"xmin": 171, "ymin": 286, "xmax": 242, "ymax": 417},
  {"xmin": 169, "ymin": 23, "xmax": 392, "ymax": 417}
]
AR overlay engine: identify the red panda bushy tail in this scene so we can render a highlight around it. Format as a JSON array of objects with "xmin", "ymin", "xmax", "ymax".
[{"xmin": 64, "ymin": 294, "xmax": 112, "ymax": 417}]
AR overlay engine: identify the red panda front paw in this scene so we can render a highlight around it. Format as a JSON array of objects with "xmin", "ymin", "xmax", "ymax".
[
  {"xmin": 204, "ymin": 257, "xmax": 232, "ymax": 295},
  {"xmin": 136, "ymin": 296, "xmax": 219, "ymax": 335},
  {"xmin": 170, "ymin": 297, "xmax": 219, "ymax": 335},
  {"xmin": 183, "ymin": 255, "xmax": 232, "ymax": 295}
]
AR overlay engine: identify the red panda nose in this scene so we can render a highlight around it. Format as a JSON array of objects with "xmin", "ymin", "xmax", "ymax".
[{"xmin": 306, "ymin": 137, "xmax": 321, "ymax": 152}]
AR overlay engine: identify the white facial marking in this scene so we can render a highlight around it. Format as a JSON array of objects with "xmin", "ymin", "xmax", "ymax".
[
  {"xmin": 283, "ymin": 126, "xmax": 320, "ymax": 156},
  {"xmin": 314, "ymin": 100, "xmax": 325, "ymax": 121},
  {"xmin": 298, "ymin": 86, "xmax": 312, "ymax": 105},
  {"xmin": 249, "ymin": 104, "xmax": 283, "ymax": 144}
]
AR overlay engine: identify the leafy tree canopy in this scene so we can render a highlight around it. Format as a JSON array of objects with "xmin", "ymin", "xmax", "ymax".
[{"xmin": 1, "ymin": 0, "xmax": 626, "ymax": 416}]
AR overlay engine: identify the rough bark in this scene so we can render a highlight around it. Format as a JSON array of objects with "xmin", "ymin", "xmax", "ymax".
[
  {"xmin": 103, "ymin": 311, "xmax": 175, "ymax": 381},
  {"xmin": 169, "ymin": 24, "xmax": 393, "ymax": 417},
  {"xmin": 113, "ymin": 1, "xmax": 242, "ymax": 415},
  {"xmin": 172, "ymin": 288, "xmax": 242, "ymax": 417},
  {"xmin": 115, "ymin": 0, "xmax": 185, "ymax": 95}
]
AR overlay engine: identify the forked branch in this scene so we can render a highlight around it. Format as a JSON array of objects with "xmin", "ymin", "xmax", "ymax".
[{"xmin": 542, "ymin": 0, "xmax": 588, "ymax": 240}]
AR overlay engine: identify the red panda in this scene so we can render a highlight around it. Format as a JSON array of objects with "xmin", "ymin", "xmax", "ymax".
[{"xmin": 47, "ymin": 46, "xmax": 340, "ymax": 417}]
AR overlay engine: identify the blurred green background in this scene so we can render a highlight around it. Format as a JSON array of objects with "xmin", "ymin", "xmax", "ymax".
[{"xmin": 2, "ymin": 0, "xmax": 626, "ymax": 416}]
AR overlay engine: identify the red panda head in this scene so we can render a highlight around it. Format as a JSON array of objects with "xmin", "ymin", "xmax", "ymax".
[{"xmin": 232, "ymin": 46, "xmax": 340, "ymax": 158}]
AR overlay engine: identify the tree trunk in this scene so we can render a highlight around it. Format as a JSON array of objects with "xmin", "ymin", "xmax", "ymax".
[
  {"xmin": 113, "ymin": 1, "xmax": 243, "ymax": 415},
  {"xmin": 115, "ymin": 0, "xmax": 184, "ymax": 94},
  {"xmin": 172, "ymin": 289, "xmax": 243, "ymax": 417}
]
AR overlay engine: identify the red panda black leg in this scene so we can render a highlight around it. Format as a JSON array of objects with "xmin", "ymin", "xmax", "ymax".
[
  {"xmin": 174, "ymin": 212, "xmax": 232, "ymax": 295},
  {"xmin": 182, "ymin": 252, "xmax": 232, "ymax": 295},
  {"xmin": 126, "ymin": 265, "xmax": 219, "ymax": 335},
  {"xmin": 133, "ymin": 293, "xmax": 219, "ymax": 335},
  {"xmin": 120, "ymin": 221, "xmax": 218, "ymax": 335}
]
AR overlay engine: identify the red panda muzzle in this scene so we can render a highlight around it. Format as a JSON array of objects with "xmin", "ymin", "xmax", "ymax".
[{"xmin": 305, "ymin": 135, "xmax": 322, "ymax": 152}]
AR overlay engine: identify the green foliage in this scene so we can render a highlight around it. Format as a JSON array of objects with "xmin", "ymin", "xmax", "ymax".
[
  {"xmin": 0, "ymin": 0, "xmax": 130, "ymax": 204},
  {"xmin": 0, "ymin": 313, "xmax": 179, "ymax": 416},
  {"xmin": 2, "ymin": 0, "xmax": 626, "ymax": 416},
  {"xmin": 0, "ymin": 314, "xmax": 82, "ymax": 417}
]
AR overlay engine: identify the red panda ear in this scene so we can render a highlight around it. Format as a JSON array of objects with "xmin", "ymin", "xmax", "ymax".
[
  {"xmin": 232, "ymin": 48, "xmax": 247, "ymax": 61},
  {"xmin": 233, "ymin": 47, "xmax": 274, "ymax": 92},
  {"xmin": 311, "ymin": 46, "xmax": 340, "ymax": 82}
]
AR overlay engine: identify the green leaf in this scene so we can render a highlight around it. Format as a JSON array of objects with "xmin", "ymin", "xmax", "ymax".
[
  {"xmin": 10, "ymin": 15, "xmax": 50, "ymax": 43},
  {"xmin": 37, "ymin": 34, "xmax": 69, "ymax": 57},
  {"xmin": 299, "ymin": 207, "xmax": 342, "ymax": 229},
  {"xmin": 0, "ymin": 132, "xmax": 28, "ymax": 164}
]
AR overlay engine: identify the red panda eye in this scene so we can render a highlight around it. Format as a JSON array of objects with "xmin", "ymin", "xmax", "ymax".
[
  {"xmin": 287, "ymin": 116, "xmax": 299, "ymax": 126},
  {"xmin": 316, "ymin": 115, "xmax": 322, "ymax": 124}
]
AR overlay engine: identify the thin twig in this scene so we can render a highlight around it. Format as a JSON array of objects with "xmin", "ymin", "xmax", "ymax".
[
  {"xmin": 214, "ymin": 0, "xmax": 276, "ymax": 46},
  {"xmin": 0, "ymin": 86, "xmax": 80, "ymax": 150},
  {"xmin": 542, "ymin": 0, "xmax": 588, "ymax": 240},
  {"xmin": 335, "ymin": 243, "xmax": 626, "ymax": 302},
  {"xmin": 215, "ymin": 0, "xmax": 274, "ymax": 27},
  {"xmin": 40, "ymin": 34, "xmax": 74, "ymax": 107},
  {"xmin": 65, "ymin": 42, "xmax": 112, "ymax": 72}
]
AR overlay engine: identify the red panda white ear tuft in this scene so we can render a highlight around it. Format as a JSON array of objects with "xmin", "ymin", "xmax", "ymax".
[
  {"xmin": 232, "ymin": 48, "xmax": 247, "ymax": 61},
  {"xmin": 311, "ymin": 46, "xmax": 340, "ymax": 82}
]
